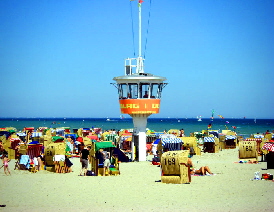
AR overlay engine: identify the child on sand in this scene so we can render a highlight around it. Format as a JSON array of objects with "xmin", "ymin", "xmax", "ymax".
[{"xmin": 2, "ymin": 155, "xmax": 11, "ymax": 176}]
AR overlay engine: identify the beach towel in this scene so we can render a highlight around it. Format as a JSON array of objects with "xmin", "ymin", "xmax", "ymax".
[
  {"xmin": 234, "ymin": 161, "xmax": 260, "ymax": 164},
  {"xmin": 66, "ymin": 142, "xmax": 73, "ymax": 152},
  {"xmin": 191, "ymin": 174, "xmax": 216, "ymax": 176},
  {"xmin": 54, "ymin": 155, "xmax": 65, "ymax": 161},
  {"xmin": 29, "ymin": 141, "xmax": 39, "ymax": 144},
  {"xmin": 33, "ymin": 157, "xmax": 38, "ymax": 166},
  {"xmin": 262, "ymin": 142, "xmax": 274, "ymax": 152},
  {"xmin": 19, "ymin": 155, "xmax": 30, "ymax": 169}
]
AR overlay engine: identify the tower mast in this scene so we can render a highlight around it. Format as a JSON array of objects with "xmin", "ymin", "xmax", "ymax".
[{"xmin": 137, "ymin": 0, "xmax": 144, "ymax": 74}]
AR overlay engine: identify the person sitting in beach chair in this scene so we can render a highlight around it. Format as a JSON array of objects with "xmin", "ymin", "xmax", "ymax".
[{"xmin": 187, "ymin": 158, "xmax": 213, "ymax": 175}]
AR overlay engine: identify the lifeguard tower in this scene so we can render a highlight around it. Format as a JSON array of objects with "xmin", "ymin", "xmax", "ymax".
[{"xmin": 112, "ymin": 1, "xmax": 167, "ymax": 161}]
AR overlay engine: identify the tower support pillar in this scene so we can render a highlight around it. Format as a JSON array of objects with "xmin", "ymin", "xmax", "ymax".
[{"xmin": 131, "ymin": 114, "xmax": 150, "ymax": 161}]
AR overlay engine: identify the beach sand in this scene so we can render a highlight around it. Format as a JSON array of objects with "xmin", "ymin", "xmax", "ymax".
[{"xmin": 0, "ymin": 148, "xmax": 273, "ymax": 212}]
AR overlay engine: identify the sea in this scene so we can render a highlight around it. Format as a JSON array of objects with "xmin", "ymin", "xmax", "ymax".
[{"xmin": 0, "ymin": 118, "xmax": 273, "ymax": 138}]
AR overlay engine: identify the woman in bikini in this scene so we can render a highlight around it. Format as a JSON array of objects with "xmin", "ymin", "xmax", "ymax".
[{"xmin": 187, "ymin": 158, "xmax": 213, "ymax": 175}]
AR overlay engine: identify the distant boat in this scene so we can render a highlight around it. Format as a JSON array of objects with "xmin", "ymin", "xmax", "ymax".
[
  {"xmin": 254, "ymin": 118, "xmax": 256, "ymax": 123},
  {"xmin": 106, "ymin": 118, "xmax": 111, "ymax": 121},
  {"xmin": 197, "ymin": 116, "xmax": 202, "ymax": 121}
]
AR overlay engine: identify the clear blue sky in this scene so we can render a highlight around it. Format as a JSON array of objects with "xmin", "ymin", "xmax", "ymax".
[{"xmin": 1, "ymin": 0, "xmax": 273, "ymax": 119}]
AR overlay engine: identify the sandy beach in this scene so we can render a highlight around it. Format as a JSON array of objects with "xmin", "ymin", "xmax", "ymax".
[{"xmin": 0, "ymin": 148, "xmax": 273, "ymax": 212}]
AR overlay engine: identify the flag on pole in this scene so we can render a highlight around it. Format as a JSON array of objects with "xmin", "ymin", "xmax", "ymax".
[{"xmin": 139, "ymin": 0, "xmax": 144, "ymax": 7}]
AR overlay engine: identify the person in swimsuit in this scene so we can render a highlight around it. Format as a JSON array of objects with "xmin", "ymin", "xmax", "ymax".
[
  {"xmin": 2, "ymin": 155, "xmax": 11, "ymax": 176},
  {"xmin": 187, "ymin": 158, "xmax": 213, "ymax": 175}
]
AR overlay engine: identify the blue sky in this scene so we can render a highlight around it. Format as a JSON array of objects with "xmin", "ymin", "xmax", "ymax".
[{"xmin": 0, "ymin": 0, "xmax": 273, "ymax": 119}]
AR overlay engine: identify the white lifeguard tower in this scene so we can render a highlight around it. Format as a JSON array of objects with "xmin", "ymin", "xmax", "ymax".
[{"xmin": 112, "ymin": 1, "xmax": 167, "ymax": 161}]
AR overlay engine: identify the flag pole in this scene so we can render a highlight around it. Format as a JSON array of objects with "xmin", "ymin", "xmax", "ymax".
[
  {"xmin": 139, "ymin": 1, "xmax": 141, "ymax": 58},
  {"xmin": 137, "ymin": 0, "xmax": 144, "ymax": 73}
]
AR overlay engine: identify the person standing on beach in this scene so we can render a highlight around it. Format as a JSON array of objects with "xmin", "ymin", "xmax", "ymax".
[
  {"xmin": 79, "ymin": 146, "xmax": 90, "ymax": 176},
  {"xmin": 2, "ymin": 155, "xmax": 11, "ymax": 176},
  {"xmin": 102, "ymin": 150, "xmax": 110, "ymax": 176},
  {"xmin": 179, "ymin": 129, "xmax": 185, "ymax": 137}
]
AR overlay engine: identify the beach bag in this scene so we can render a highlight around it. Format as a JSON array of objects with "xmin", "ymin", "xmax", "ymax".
[{"xmin": 86, "ymin": 170, "xmax": 95, "ymax": 176}]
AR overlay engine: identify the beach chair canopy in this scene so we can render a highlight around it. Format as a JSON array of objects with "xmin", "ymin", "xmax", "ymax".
[
  {"xmin": 95, "ymin": 142, "xmax": 116, "ymax": 151},
  {"xmin": 160, "ymin": 134, "xmax": 177, "ymax": 139},
  {"xmin": 161, "ymin": 137, "xmax": 183, "ymax": 151},
  {"xmin": 209, "ymin": 131, "xmax": 219, "ymax": 138},
  {"xmin": 204, "ymin": 137, "xmax": 215, "ymax": 142},
  {"xmin": 254, "ymin": 134, "xmax": 264, "ymax": 138},
  {"xmin": 0, "ymin": 131, "xmax": 11, "ymax": 139},
  {"xmin": 17, "ymin": 132, "xmax": 26, "ymax": 136},
  {"xmin": 52, "ymin": 136, "xmax": 64, "ymax": 142},
  {"xmin": 226, "ymin": 135, "xmax": 237, "ymax": 140},
  {"xmin": 32, "ymin": 132, "xmax": 42, "ymax": 137}
]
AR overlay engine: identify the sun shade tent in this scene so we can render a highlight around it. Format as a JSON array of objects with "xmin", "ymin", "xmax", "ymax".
[{"xmin": 112, "ymin": 147, "xmax": 129, "ymax": 162}]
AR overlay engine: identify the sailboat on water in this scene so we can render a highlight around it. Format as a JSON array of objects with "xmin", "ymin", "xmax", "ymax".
[{"xmin": 197, "ymin": 115, "xmax": 202, "ymax": 121}]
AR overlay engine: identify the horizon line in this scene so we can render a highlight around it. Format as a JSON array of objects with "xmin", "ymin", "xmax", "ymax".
[{"xmin": 0, "ymin": 117, "xmax": 273, "ymax": 120}]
